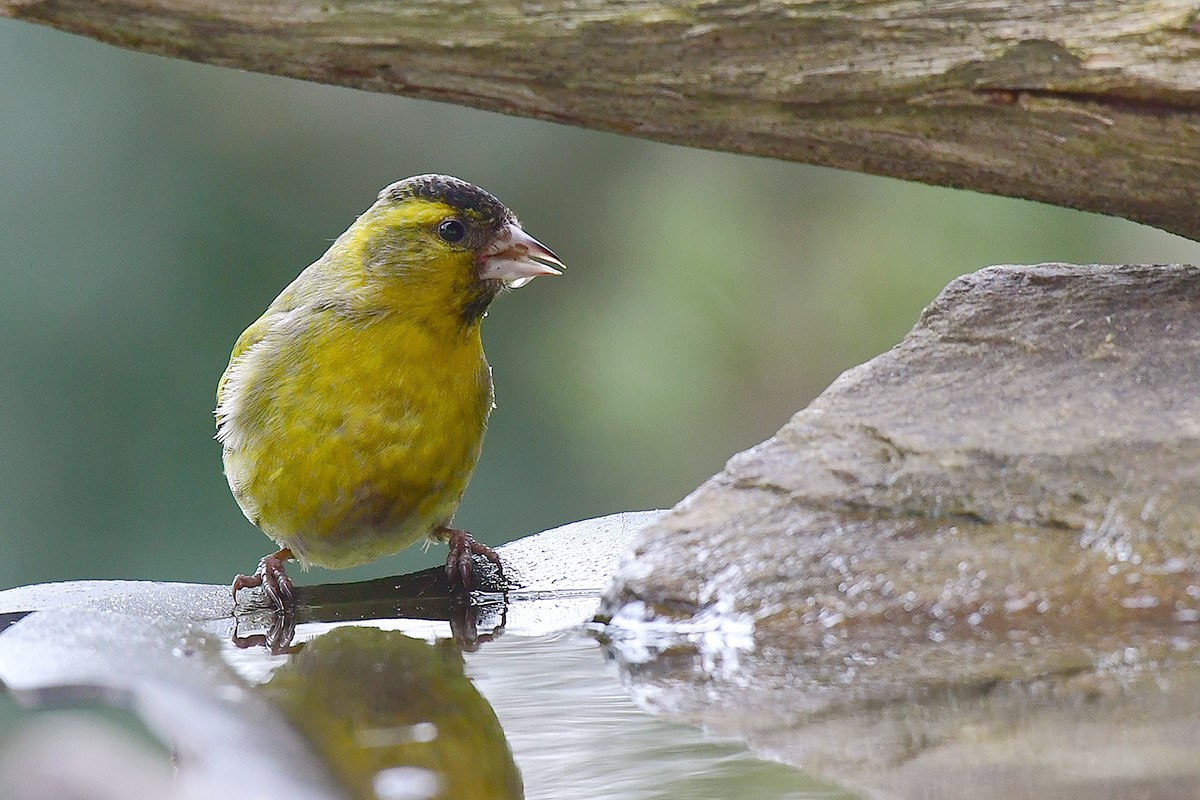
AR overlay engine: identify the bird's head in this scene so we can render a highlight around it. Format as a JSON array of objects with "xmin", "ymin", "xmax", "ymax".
[{"xmin": 340, "ymin": 174, "xmax": 564, "ymax": 327}]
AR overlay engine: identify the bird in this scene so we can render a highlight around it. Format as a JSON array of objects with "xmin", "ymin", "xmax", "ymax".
[{"xmin": 215, "ymin": 174, "xmax": 563, "ymax": 611}]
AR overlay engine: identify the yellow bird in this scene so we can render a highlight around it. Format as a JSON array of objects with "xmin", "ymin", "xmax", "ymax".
[{"xmin": 216, "ymin": 175, "xmax": 563, "ymax": 609}]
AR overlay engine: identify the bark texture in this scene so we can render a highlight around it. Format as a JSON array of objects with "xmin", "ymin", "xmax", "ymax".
[{"xmin": 4, "ymin": 1, "xmax": 1200, "ymax": 238}]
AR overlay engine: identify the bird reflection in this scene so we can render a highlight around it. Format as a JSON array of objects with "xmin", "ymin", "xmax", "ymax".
[{"xmin": 259, "ymin": 625, "xmax": 523, "ymax": 800}]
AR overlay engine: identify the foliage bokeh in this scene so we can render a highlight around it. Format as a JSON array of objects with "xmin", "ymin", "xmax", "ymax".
[{"xmin": 3, "ymin": 20, "xmax": 1198, "ymax": 589}]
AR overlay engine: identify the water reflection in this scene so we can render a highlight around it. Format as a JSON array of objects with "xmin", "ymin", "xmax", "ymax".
[
  {"xmin": 261, "ymin": 626, "xmax": 522, "ymax": 800},
  {"xmin": 598, "ymin": 615, "xmax": 1200, "ymax": 800},
  {"xmin": 227, "ymin": 623, "xmax": 841, "ymax": 800}
]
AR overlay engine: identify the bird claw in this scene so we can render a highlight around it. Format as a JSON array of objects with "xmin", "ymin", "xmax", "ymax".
[
  {"xmin": 231, "ymin": 610, "xmax": 300, "ymax": 655},
  {"xmin": 443, "ymin": 529, "xmax": 503, "ymax": 593},
  {"xmin": 232, "ymin": 548, "xmax": 296, "ymax": 611}
]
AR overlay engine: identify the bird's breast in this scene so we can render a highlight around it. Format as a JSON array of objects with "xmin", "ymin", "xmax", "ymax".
[{"xmin": 221, "ymin": 310, "xmax": 493, "ymax": 567}]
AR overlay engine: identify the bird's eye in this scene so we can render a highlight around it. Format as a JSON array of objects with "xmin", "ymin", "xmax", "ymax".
[{"xmin": 437, "ymin": 219, "xmax": 466, "ymax": 243}]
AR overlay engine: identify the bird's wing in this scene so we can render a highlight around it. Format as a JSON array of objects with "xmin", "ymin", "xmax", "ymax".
[
  {"xmin": 215, "ymin": 311, "xmax": 273, "ymax": 417},
  {"xmin": 214, "ymin": 265, "xmax": 319, "ymax": 417}
]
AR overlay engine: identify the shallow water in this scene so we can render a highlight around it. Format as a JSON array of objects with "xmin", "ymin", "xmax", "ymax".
[
  {"xmin": 467, "ymin": 632, "xmax": 846, "ymax": 800},
  {"xmin": 219, "ymin": 620, "xmax": 845, "ymax": 800},
  {"xmin": 3, "ymin": 508, "xmax": 1194, "ymax": 799},
  {"xmin": 2, "ymin": 513, "xmax": 836, "ymax": 800}
]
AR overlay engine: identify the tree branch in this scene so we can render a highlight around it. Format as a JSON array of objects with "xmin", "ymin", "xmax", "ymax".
[{"xmin": 6, "ymin": 1, "xmax": 1200, "ymax": 239}]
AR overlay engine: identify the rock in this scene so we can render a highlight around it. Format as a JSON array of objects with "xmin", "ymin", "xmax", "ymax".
[{"xmin": 597, "ymin": 263, "xmax": 1200, "ymax": 799}]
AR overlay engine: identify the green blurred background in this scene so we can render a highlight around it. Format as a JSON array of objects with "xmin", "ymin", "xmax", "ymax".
[{"xmin": 2, "ymin": 20, "xmax": 1199, "ymax": 590}]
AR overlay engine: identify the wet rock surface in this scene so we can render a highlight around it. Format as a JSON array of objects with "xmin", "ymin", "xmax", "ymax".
[{"xmin": 598, "ymin": 264, "xmax": 1200, "ymax": 798}]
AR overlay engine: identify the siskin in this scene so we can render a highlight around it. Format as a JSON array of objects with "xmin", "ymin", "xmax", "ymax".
[{"xmin": 216, "ymin": 175, "xmax": 563, "ymax": 609}]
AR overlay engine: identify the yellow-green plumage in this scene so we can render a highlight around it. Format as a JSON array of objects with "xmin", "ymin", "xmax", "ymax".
[{"xmin": 217, "ymin": 176, "xmax": 560, "ymax": 576}]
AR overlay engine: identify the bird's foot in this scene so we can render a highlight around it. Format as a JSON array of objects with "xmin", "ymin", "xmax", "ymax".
[
  {"xmin": 232, "ymin": 547, "xmax": 296, "ymax": 611},
  {"xmin": 441, "ymin": 528, "xmax": 504, "ymax": 593}
]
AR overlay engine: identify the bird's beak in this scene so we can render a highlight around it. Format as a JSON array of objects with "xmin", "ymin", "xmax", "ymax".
[{"xmin": 479, "ymin": 222, "xmax": 565, "ymax": 289}]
